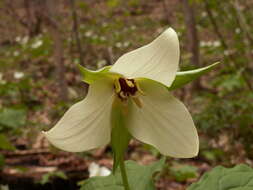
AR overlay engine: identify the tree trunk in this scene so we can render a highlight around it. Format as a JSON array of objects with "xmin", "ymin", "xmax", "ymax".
[
  {"xmin": 42, "ymin": 0, "xmax": 69, "ymax": 101},
  {"xmin": 181, "ymin": 0, "xmax": 200, "ymax": 67},
  {"xmin": 69, "ymin": 0, "xmax": 85, "ymax": 66},
  {"xmin": 181, "ymin": 0, "xmax": 201, "ymax": 91}
]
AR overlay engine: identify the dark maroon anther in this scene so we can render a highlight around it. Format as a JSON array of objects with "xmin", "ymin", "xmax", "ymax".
[
  {"xmin": 118, "ymin": 78, "xmax": 138, "ymax": 100},
  {"xmin": 118, "ymin": 78, "xmax": 137, "ymax": 96}
]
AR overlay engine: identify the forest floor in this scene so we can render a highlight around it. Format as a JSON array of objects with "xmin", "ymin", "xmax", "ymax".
[{"xmin": 0, "ymin": 138, "xmax": 212, "ymax": 190}]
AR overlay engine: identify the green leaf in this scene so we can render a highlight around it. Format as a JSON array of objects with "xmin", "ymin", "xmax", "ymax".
[
  {"xmin": 0, "ymin": 108, "xmax": 26, "ymax": 128},
  {"xmin": 0, "ymin": 134, "xmax": 15, "ymax": 150},
  {"xmin": 201, "ymin": 149, "xmax": 224, "ymax": 162},
  {"xmin": 80, "ymin": 158, "xmax": 165, "ymax": 190},
  {"xmin": 188, "ymin": 164, "xmax": 253, "ymax": 190},
  {"xmin": 78, "ymin": 64, "xmax": 114, "ymax": 84},
  {"xmin": 169, "ymin": 62, "xmax": 220, "ymax": 90},
  {"xmin": 40, "ymin": 171, "xmax": 67, "ymax": 185},
  {"xmin": 170, "ymin": 163, "xmax": 198, "ymax": 182},
  {"xmin": 111, "ymin": 98, "xmax": 131, "ymax": 172}
]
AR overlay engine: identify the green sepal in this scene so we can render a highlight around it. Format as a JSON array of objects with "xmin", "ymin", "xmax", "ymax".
[
  {"xmin": 78, "ymin": 64, "xmax": 113, "ymax": 84},
  {"xmin": 168, "ymin": 62, "xmax": 220, "ymax": 90},
  {"xmin": 111, "ymin": 98, "xmax": 132, "ymax": 173},
  {"xmin": 79, "ymin": 158, "xmax": 166, "ymax": 190}
]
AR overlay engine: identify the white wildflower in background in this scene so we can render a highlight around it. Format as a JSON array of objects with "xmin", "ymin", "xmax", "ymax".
[
  {"xmin": 123, "ymin": 41, "xmax": 130, "ymax": 47},
  {"xmin": 15, "ymin": 36, "xmax": 21, "ymax": 42},
  {"xmin": 201, "ymin": 12, "xmax": 207, "ymax": 17},
  {"xmin": 14, "ymin": 72, "xmax": 24, "ymax": 79},
  {"xmin": 31, "ymin": 40, "xmax": 43, "ymax": 49},
  {"xmin": 213, "ymin": 41, "xmax": 221, "ymax": 47},
  {"xmin": 200, "ymin": 41, "xmax": 206, "ymax": 47},
  {"xmin": 20, "ymin": 36, "xmax": 29, "ymax": 45},
  {"xmin": 200, "ymin": 40, "xmax": 220, "ymax": 47},
  {"xmin": 44, "ymin": 28, "xmax": 199, "ymax": 158},
  {"xmin": 115, "ymin": 42, "xmax": 123, "ymax": 48},
  {"xmin": 13, "ymin": 51, "xmax": 20, "ymax": 57},
  {"xmin": 85, "ymin": 31, "xmax": 93, "ymax": 38},
  {"xmin": 100, "ymin": 36, "xmax": 106, "ymax": 41},
  {"xmin": 130, "ymin": 25, "xmax": 136, "ymax": 30},
  {"xmin": 224, "ymin": 50, "xmax": 232, "ymax": 56},
  {"xmin": 235, "ymin": 28, "xmax": 241, "ymax": 34},
  {"xmin": 88, "ymin": 162, "xmax": 111, "ymax": 177}
]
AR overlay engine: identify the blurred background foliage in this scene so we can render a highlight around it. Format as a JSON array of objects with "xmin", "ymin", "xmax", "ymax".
[{"xmin": 0, "ymin": 0, "xmax": 252, "ymax": 189}]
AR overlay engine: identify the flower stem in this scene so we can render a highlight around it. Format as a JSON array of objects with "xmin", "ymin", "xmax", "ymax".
[{"xmin": 119, "ymin": 158, "xmax": 130, "ymax": 190}]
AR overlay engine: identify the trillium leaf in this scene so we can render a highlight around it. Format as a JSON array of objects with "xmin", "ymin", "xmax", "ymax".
[
  {"xmin": 169, "ymin": 163, "xmax": 198, "ymax": 182},
  {"xmin": 80, "ymin": 158, "xmax": 165, "ymax": 190},
  {"xmin": 169, "ymin": 62, "xmax": 220, "ymax": 90},
  {"xmin": 78, "ymin": 64, "xmax": 113, "ymax": 84},
  {"xmin": 188, "ymin": 164, "xmax": 253, "ymax": 190},
  {"xmin": 111, "ymin": 98, "xmax": 131, "ymax": 172}
]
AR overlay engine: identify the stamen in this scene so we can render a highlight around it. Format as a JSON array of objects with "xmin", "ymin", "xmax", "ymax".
[
  {"xmin": 132, "ymin": 97, "xmax": 143, "ymax": 108},
  {"xmin": 135, "ymin": 81, "xmax": 145, "ymax": 96},
  {"xmin": 125, "ymin": 79, "xmax": 135, "ymax": 88},
  {"xmin": 114, "ymin": 79, "xmax": 121, "ymax": 93},
  {"xmin": 114, "ymin": 77, "xmax": 144, "ymax": 109},
  {"xmin": 119, "ymin": 91, "xmax": 127, "ymax": 99}
]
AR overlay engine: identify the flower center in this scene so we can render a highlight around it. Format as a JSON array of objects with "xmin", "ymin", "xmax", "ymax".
[
  {"xmin": 115, "ymin": 78, "xmax": 138, "ymax": 100},
  {"xmin": 114, "ymin": 77, "xmax": 144, "ymax": 108}
]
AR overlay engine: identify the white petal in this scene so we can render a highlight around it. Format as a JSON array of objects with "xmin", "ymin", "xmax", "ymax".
[
  {"xmin": 43, "ymin": 79, "xmax": 114, "ymax": 152},
  {"xmin": 127, "ymin": 80, "xmax": 199, "ymax": 158},
  {"xmin": 109, "ymin": 28, "xmax": 180, "ymax": 87}
]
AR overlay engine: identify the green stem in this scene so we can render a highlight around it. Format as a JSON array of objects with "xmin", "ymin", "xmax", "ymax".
[{"xmin": 119, "ymin": 158, "xmax": 130, "ymax": 190}]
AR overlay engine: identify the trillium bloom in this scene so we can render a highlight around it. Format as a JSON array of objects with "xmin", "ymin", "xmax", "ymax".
[
  {"xmin": 44, "ymin": 28, "xmax": 199, "ymax": 158},
  {"xmin": 88, "ymin": 162, "xmax": 111, "ymax": 177}
]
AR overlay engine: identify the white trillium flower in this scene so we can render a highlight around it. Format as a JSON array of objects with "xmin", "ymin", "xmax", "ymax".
[
  {"xmin": 14, "ymin": 72, "xmax": 24, "ymax": 79},
  {"xmin": 21, "ymin": 36, "xmax": 29, "ymax": 45},
  {"xmin": 13, "ymin": 51, "xmax": 20, "ymax": 57},
  {"xmin": 31, "ymin": 40, "xmax": 43, "ymax": 49},
  {"xmin": 85, "ymin": 31, "xmax": 93, "ymax": 38},
  {"xmin": 88, "ymin": 162, "xmax": 111, "ymax": 177},
  {"xmin": 213, "ymin": 41, "xmax": 221, "ymax": 47},
  {"xmin": 43, "ymin": 28, "xmax": 199, "ymax": 158},
  {"xmin": 235, "ymin": 28, "xmax": 241, "ymax": 34}
]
